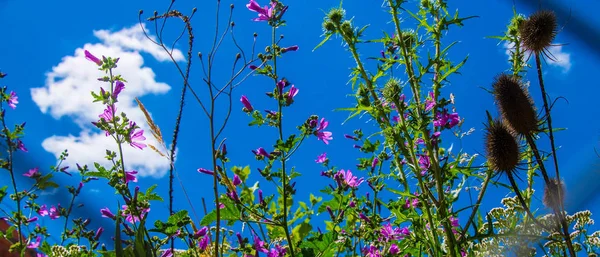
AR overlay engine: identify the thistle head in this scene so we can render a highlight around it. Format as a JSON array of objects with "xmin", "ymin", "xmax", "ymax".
[
  {"xmin": 520, "ymin": 10, "xmax": 557, "ymax": 54},
  {"xmin": 485, "ymin": 119, "xmax": 520, "ymax": 174},
  {"xmin": 492, "ymin": 74, "xmax": 538, "ymax": 136},
  {"xmin": 543, "ymin": 178, "xmax": 565, "ymax": 210}
]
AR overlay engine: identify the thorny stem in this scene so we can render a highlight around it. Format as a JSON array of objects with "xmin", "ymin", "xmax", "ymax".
[
  {"xmin": 534, "ymin": 53, "xmax": 576, "ymax": 257},
  {"xmin": 272, "ymin": 26, "xmax": 296, "ymax": 257}
]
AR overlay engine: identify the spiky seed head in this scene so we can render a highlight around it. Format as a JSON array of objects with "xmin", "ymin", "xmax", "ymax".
[
  {"xmin": 543, "ymin": 178, "xmax": 565, "ymax": 210},
  {"xmin": 485, "ymin": 119, "xmax": 520, "ymax": 174},
  {"xmin": 520, "ymin": 10, "xmax": 557, "ymax": 54},
  {"xmin": 382, "ymin": 78, "xmax": 401, "ymax": 103},
  {"xmin": 492, "ymin": 74, "xmax": 538, "ymax": 136}
]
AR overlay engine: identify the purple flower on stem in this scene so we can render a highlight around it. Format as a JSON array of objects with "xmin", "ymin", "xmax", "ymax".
[
  {"xmin": 344, "ymin": 134, "xmax": 358, "ymax": 140},
  {"xmin": 100, "ymin": 207, "xmax": 115, "ymax": 219},
  {"xmin": 16, "ymin": 139, "xmax": 27, "ymax": 152},
  {"xmin": 232, "ymin": 174, "xmax": 242, "ymax": 186},
  {"xmin": 254, "ymin": 147, "xmax": 271, "ymax": 159},
  {"xmin": 122, "ymin": 205, "xmax": 149, "ymax": 223},
  {"xmin": 113, "ymin": 80, "xmax": 125, "ymax": 99},
  {"xmin": 125, "ymin": 170, "xmax": 138, "ymax": 183},
  {"xmin": 425, "ymin": 91, "xmax": 435, "ymax": 111},
  {"xmin": 371, "ymin": 157, "xmax": 379, "ymax": 169},
  {"xmin": 95, "ymin": 227, "xmax": 104, "ymax": 240},
  {"xmin": 315, "ymin": 118, "xmax": 333, "ymax": 145},
  {"xmin": 198, "ymin": 235, "xmax": 210, "ymax": 250},
  {"xmin": 38, "ymin": 205, "xmax": 49, "ymax": 216},
  {"xmin": 99, "ymin": 105, "xmax": 115, "ymax": 122},
  {"xmin": 197, "ymin": 168, "xmax": 214, "ymax": 175},
  {"xmin": 24, "ymin": 168, "xmax": 40, "ymax": 178},
  {"xmin": 433, "ymin": 110, "xmax": 460, "ymax": 129},
  {"xmin": 49, "ymin": 205, "xmax": 60, "ymax": 220},
  {"xmin": 281, "ymin": 45, "xmax": 299, "ymax": 53},
  {"xmin": 335, "ymin": 169, "xmax": 364, "ymax": 189},
  {"xmin": 315, "ymin": 152, "xmax": 327, "ymax": 163},
  {"xmin": 286, "ymin": 85, "xmax": 299, "ymax": 104},
  {"xmin": 128, "ymin": 122, "xmax": 147, "ymax": 149},
  {"xmin": 253, "ymin": 233, "xmax": 269, "ymax": 253},
  {"xmin": 27, "ymin": 236, "xmax": 41, "ymax": 249},
  {"xmin": 246, "ymin": 0, "xmax": 276, "ymax": 22},
  {"xmin": 194, "ymin": 227, "xmax": 208, "ymax": 238},
  {"xmin": 85, "ymin": 50, "xmax": 103, "ymax": 66},
  {"xmin": 7, "ymin": 91, "xmax": 18, "ymax": 109},
  {"xmin": 249, "ymin": 65, "xmax": 258, "ymax": 70},
  {"xmin": 27, "ymin": 216, "xmax": 38, "ymax": 223},
  {"xmin": 389, "ymin": 244, "xmax": 399, "ymax": 255},
  {"xmin": 240, "ymin": 95, "xmax": 253, "ymax": 112},
  {"xmin": 258, "ymin": 189, "xmax": 265, "ymax": 205},
  {"xmin": 418, "ymin": 155, "xmax": 430, "ymax": 175}
]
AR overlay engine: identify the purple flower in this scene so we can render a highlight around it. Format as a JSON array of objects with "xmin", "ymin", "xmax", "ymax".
[
  {"xmin": 425, "ymin": 91, "xmax": 435, "ymax": 111},
  {"xmin": 27, "ymin": 236, "xmax": 41, "ymax": 249},
  {"xmin": 38, "ymin": 205, "xmax": 49, "ymax": 216},
  {"xmin": 253, "ymin": 234, "xmax": 269, "ymax": 253},
  {"xmin": 405, "ymin": 197, "xmax": 419, "ymax": 209},
  {"xmin": 16, "ymin": 139, "xmax": 27, "ymax": 152},
  {"xmin": 85, "ymin": 50, "xmax": 103, "ymax": 66},
  {"xmin": 125, "ymin": 170, "xmax": 138, "ymax": 183},
  {"xmin": 268, "ymin": 245, "xmax": 287, "ymax": 257},
  {"xmin": 349, "ymin": 201, "xmax": 356, "ymax": 208},
  {"xmin": 232, "ymin": 174, "xmax": 242, "ymax": 186},
  {"xmin": 286, "ymin": 85, "xmax": 299, "ymax": 104},
  {"xmin": 316, "ymin": 118, "xmax": 333, "ymax": 145},
  {"xmin": 128, "ymin": 122, "xmax": 147, "ymax": 149},
  {"xmin": 258, "ymin": 189, "xmax": 265, "ymax": 205},
  {"xmin": 27, "ymin": 216, "xmax": 38, "ymax": 223},
  {"xmin": 335, "ymin": 169, "xmax": 364, "ymax": 188},
  {"xmin": 194, "ymin": 226, "xmax": 208, "ymax": 238},
  {"xmin": 227, "ymin": 190, "xmax": 240, "ymax": 202},
  {"xmin": 315, "ymin": 152, "xmax": 327, "ymax": 163},
  {"xmin": 49, "ymin": 205, "xmax": 60, "ymax": 220},
  {"xmin": 24, "ymin": 168, "xmax": 40, "ymax": 178},
  {"xmin": 359, "ymin": 213, "xmax": 370, "ymax": 223},
  {"xmin": 389, "ymin": 244, "xmax": 399, "ymax": 255},
  {"xmin": 240, "ymin": 95, "xmax": 253, "ymax": 112},
  {"xmin": 197, "ymin": 168, "xmax": 214, "ymax": 175},
  {"xmin": 254, "ymin": 147, "xmax": 271, "ymax": 159},
  {"xmin": 7, "ymin": 91, "xmax": 18, "ymax": 109},
  {"xmin": 100, "ymin": 207, "xmax": 115, "ymax": 219},
  {"xmin": 161, "ymin": 249, "xmax": 173, "ymax": 257},
  {"xmin": 344, "ymin": 134, "xmax": 358, "ymax": 140},
  {"xmin": 99, "ymin": 105, "xmax": 116, "ymax": 123},
  {"xmin": 281, "ymin": 45, "xmax": 299, "ymax": 53},
  {"xmin": 249, "ymin": 65, "xmax": 258, "ymax": 70},
  {"xmin": 198, "ymin": 235, "xmax": 210, "ymax": 250},
  {"xmin": 371, "ymin": 157, "xmax": 379, "ymax": 169},
  {"xmin": 113, "ymin": 80, "xmax": 125, "ymax": 99},
  {"xmin": 95, "ymin": 227, "xmax": 104, "ymax": 240},
  {"xmin": 246, "ymin": 0, "xmax": 275, "ymax": 22},
  {"xmin": 122, "ymin": 205, "xmax": 150, "ymax": 223},
  {"xmin": 418, "ymin": 155, "xmax": 430, "ymax": 175},
  {"xmin": 433, "ymin": 110, "xmax": 460, "ymax": 129}
]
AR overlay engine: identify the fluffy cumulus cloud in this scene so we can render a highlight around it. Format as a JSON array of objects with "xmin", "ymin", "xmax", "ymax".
[
  {"xmin": 31, "ymin": 24, "xmax": 184, "ymax": 178},
  {"xmin": 502, "ymin": 41, "xmax": 572, "ymax": 73}
]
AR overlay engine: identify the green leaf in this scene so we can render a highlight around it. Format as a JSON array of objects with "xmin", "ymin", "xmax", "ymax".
[
  {"xmin": 313, "ymin": 33, "xmax": 333, "ymax": 52},
  {"xmin": 115, "ymin": 216, "xmax": 124, "ymax": 257},
  {"xmin": 292, "ymin": 220, "xmax": 313, "ymax": 244},
  {"xmin": 200, "ymin": 199, "xmax": 240, "ymax": 226}
]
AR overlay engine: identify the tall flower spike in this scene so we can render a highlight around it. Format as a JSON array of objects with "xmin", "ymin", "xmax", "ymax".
[
  {"xmin": 492, "ymin": 74, "xmax": 538, "ymax": 136},
  {"xmin": 520, "ymin": 10, "xmax": 557, "ymax": 55},
  {"xmin": 484, "ymin": 119, "xmax": 520, "ymax": 174}
]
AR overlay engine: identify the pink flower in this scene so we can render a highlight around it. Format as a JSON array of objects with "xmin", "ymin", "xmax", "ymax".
[
  {"xmin": 286, "ymin": 85, "xmax": 299, "ymax": 104},
  {"xmin": 16, "ymin": 139, "xmax": 27, "ymax": 152},
  {"xmin": 389, "ymin": 244, "xmax": 399, "ymax": 255},
  {"xmin": 125, "ymin": 170, "xmax": 138, "ymax": 183},
  {"xmin": 99, "ymin": 105, "xmax": 115, "ymax": 122},
  {"xmin": 49, "ymin": 205, "xmax": 60, "ymax": 220},
  {"xmin": 27, "ymin": 236, "xmax": 41, "ymax": 249},
  {"xmin": 253, "ymin": 147, "xmax": 271, "ymax": 159},
  {"xmin": 315, "ymin": 118, "xmax": 333, "ymax": 145},
  {"xmin": 335, "ymin": 169, "xmax": 364, "ymax": 189},
  {"xmin": 246, "ymin": 0, "xmax": 276, "ymax": 22},
  {"xmin": 94, "ymin": 227, "xmax": 104, "ymax": 240},
  {"xmin": 38, "ymin": 205, "xmax": 49, "ymax": 216},
  {"xmin": 240, "ymin": 95, "xmax": 253, "ymax": 112},
  {"xmin": 122, "ymin": 205, "xmax": 150, "ymax": 223},
  {"xmin": 7, "ymin": 91, "xmax": 18, "ymax": 109},
  {"xmin": 85, "ymin": 50, "xmax": 103, "ymax": 66},
  {"xmin": 198, "ymin": 235, "xmax": 210, "ymax": 250},
  {"xmin": 23, "ymin": 168, "xmax": 40, "ymax": 178},
  {"xmin": 315, "ymin": 152, "xmax": 327, "ymax": 163},
  {"xmin": 425, "ymin": 91, "xmax": 435, "ymax": 111},
  {"xmin": 128, "ymin": 122, "xmax": 147, "ymax": 149}
]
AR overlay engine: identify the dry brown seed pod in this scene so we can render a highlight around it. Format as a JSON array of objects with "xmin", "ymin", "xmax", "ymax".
[
  {"xmin": 543, "ymin": 178, "xmax": 565, "ymax": 210},
  {"xmin": 492, "ymin": 74, "xmax": 538, "ymax": 136},
  {"xmin": 485, "ymin": 119, "xmax": 520, "ymax": 174},
  {"xmin": 520, "ymin": 10, "xmax": 558, "ymax": 54}
]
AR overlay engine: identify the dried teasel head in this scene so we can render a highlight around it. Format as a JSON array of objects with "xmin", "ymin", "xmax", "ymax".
[
  {"xmin": 485, "ymin": 119, "xmax": 520, "ymax": 174},
  {"xmin": 520, "ymin": 10, "xmax": 558, "ymax": 54},
  {"xmin": 492, "ymin": 74, "xmax": 538, "ymax": 136},
  {"xmin": 543, "ymin": 178, "xmax": 565, "ymax": 210}
]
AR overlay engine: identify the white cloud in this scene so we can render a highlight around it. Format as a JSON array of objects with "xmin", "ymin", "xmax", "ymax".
[
  {"xmin": 31, "ymin": 24, "xmax": 183, "ymax": 178},
  {"xmin": 502, "ymin": 41, "xmax": 571, "ymax": 73}
]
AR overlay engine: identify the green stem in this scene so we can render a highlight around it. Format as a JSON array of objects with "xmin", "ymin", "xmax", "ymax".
[{"xmin": 1, "ymin": 102, "xmax": 23, "ymax": 249}]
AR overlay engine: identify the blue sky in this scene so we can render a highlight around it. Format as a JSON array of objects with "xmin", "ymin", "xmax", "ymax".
[{"xmin": 1, "ymin": 0, "xmax": 600, "ymax": 252}]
